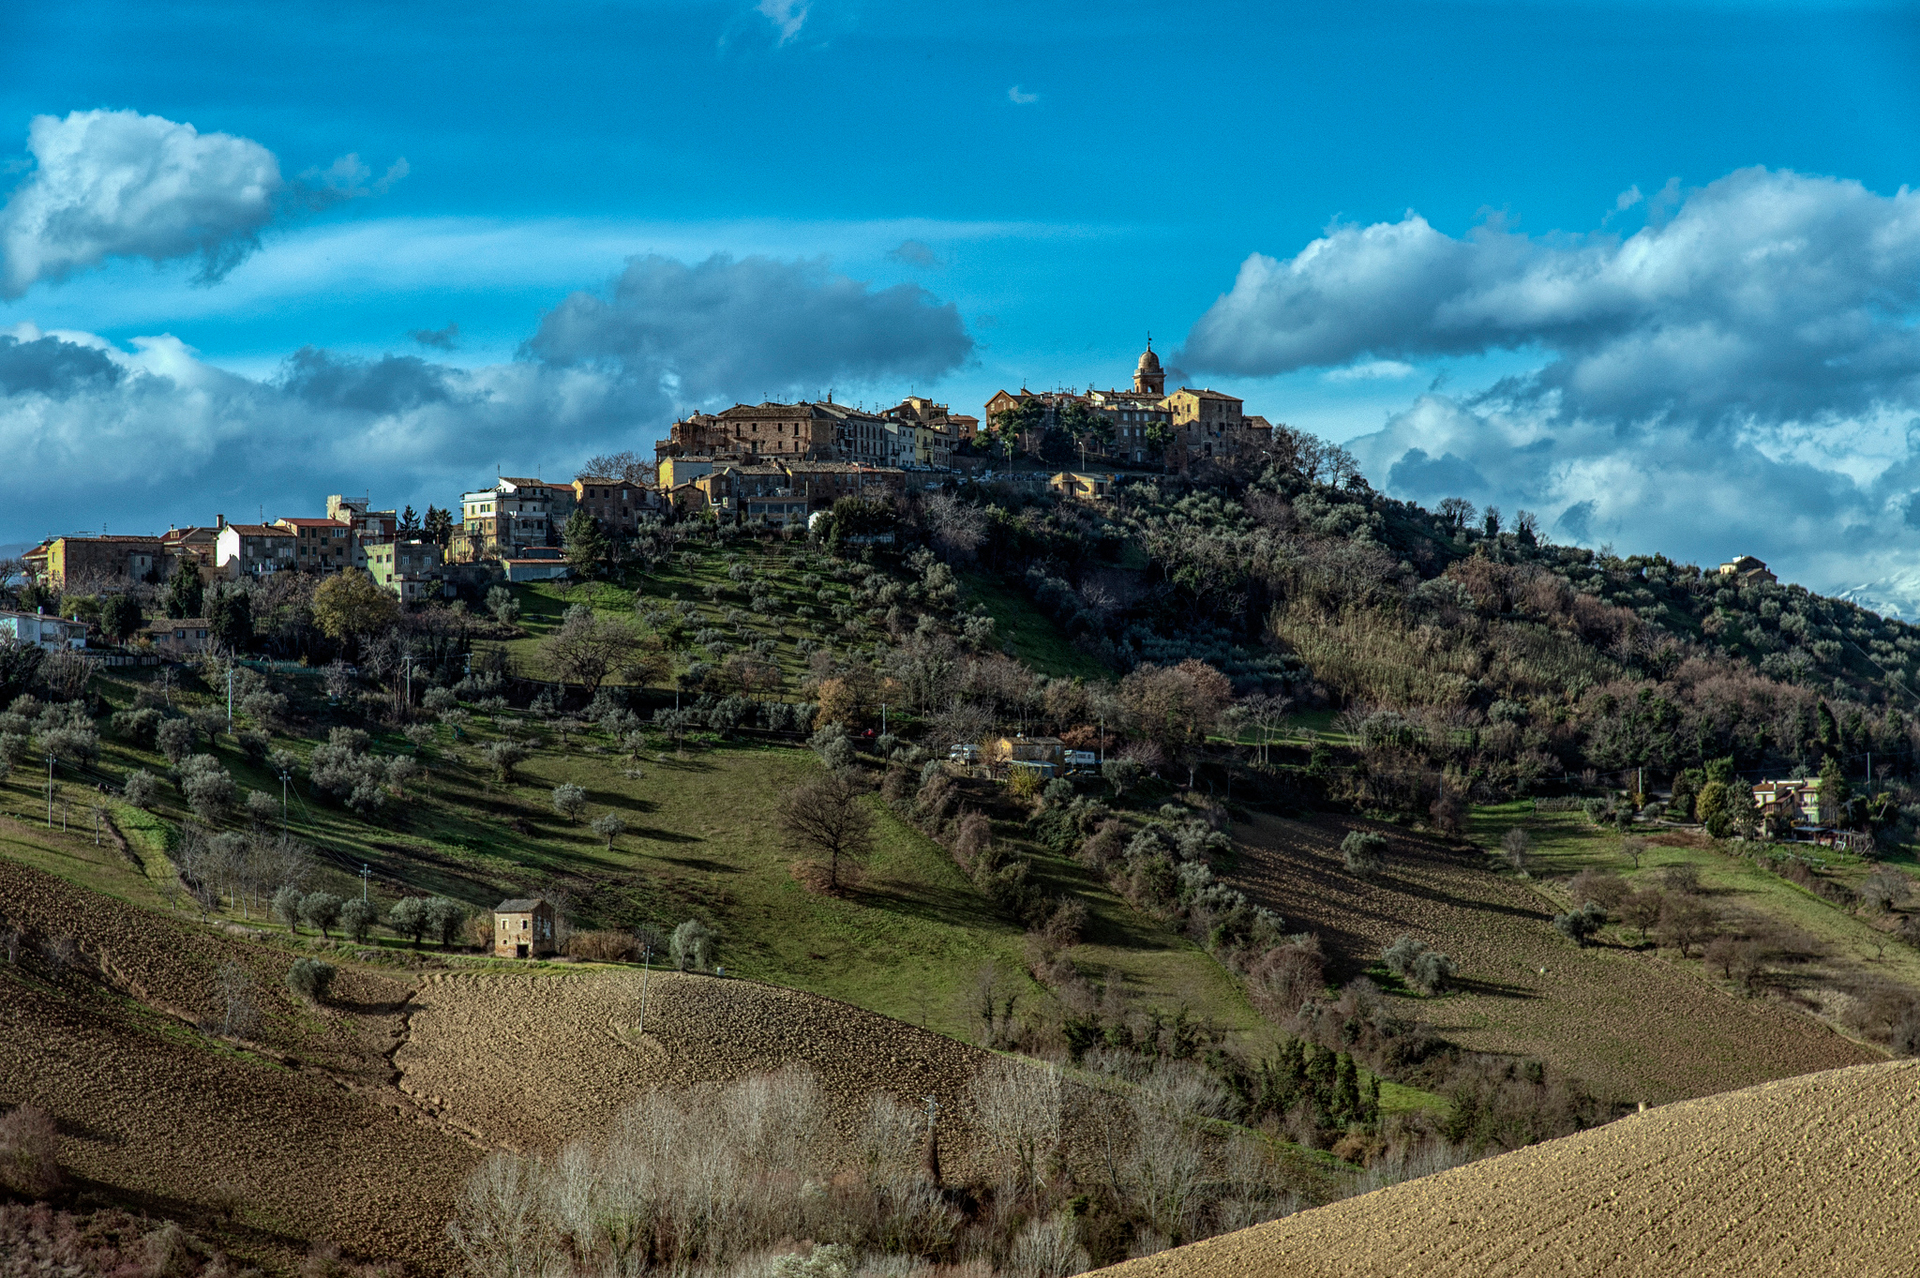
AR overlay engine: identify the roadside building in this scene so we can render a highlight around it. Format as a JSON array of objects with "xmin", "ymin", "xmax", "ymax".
[
  {"xmin": 991, "ymin": 734, "xmax": 1066, "ymax": 776},
  {"xmin": 1753, "ymin": 778, "xmax": 1823, "ymax": 825},
  {"xmin": 492, "ymin": 898, "xmax": 557, "ymax": 958},
  {"xmin": 1719, "ymin": 556, "xmax": 1778, "ymax": 586},
  {"xmin": 1050, "ymin": 471, "xmax": 1115, "ymax": 501}
]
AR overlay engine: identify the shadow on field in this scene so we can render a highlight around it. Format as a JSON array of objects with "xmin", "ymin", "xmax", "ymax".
[
  {"xmin": 658, "ymin": 855, "xmax": 739, "ymax": 874},
  {"xmin": 633, "ymin": 827, "xmax": 703, "ymax": 844},
  {"xmin": 856, "ymin": 881, "xmax": 1008, "ymax": 932},
  {"xmin": 1449, "ymin": 977, "xmax": 1544, "ymax": 999}
]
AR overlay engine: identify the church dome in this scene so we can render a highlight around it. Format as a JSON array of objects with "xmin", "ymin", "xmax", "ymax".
[{"xmin": 1136, "ymin": 345, "xmax": 1162, "ymax": 373}]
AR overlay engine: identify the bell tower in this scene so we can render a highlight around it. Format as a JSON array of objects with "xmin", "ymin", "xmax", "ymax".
[{"xmin": 1133, "ymin": 337, "xmax": 1165, "ymax": 396}]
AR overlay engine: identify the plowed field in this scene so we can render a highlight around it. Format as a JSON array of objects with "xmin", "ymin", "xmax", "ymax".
[
  {"xmin": 1100, "ymin": 1059, "xmax": 1920, "ymax": 1278},
  {"xmin": 400, "ymin": 969, "xmax": 1014, "ymax": 1181},
  {"xmin": 1230, "ymin": 814, "xmax": 1875, "ymax": 1103}
]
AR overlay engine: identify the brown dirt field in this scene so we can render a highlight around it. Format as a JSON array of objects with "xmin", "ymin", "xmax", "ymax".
[
  {"xmin": 1231, "ymin": 814, "xmax": 1876, "ymax": 1103},
  {"xmin": 1101, "ymin": 1058, "xmax": 1920, "ymax": 1278},
  {"xmin": 0, "ymin": 858, "xmax": 484, "ymax": 1274},
  {"xmin": 399, "ymin": 969, "xmax": 1021, "ymax": 1183}
]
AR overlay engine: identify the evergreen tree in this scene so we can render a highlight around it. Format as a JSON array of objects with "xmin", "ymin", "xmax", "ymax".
[
  {"xmin": 423, "ymin": 505, "xmax": 455, "ymax": 549},
  {"xmin": 563, "ymin": 508, "xmax": 611, "ymax": 578},
  {"xmin": 166, "ymin": 558, "xmax": 203, "ymax": 619},
  {"xmin": 1331, "ymin": 1053, "xmax": 1360, "ymax": 1124},
  {"xmin": 1819, "ymin": 754, "xmax": 1853, "ymax": 827},
  {"xmin": 399, "ymin": 505, "xmax": 420, "ymax": 534},
  {"xmin": 208, "ymin": 588, "xmax": 253, "ymax": 652},
  {"xmin": 98, "ymin": 594, "xmax": 143, "ymax": 643}
]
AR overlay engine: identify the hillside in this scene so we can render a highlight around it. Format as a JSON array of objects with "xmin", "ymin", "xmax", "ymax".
[{"xmin": 1098, "ymin": 1058, "xmax": 1920, "ymax": 1277}]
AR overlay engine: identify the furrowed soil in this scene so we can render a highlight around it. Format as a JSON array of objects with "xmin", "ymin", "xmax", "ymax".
[
  {"xmin": 397, "ymin": 968, "xmax": 1009, "ymax": 1176},
  {"xmin": 1227, "ymin": 814, "xmax": 1875, "ymax": 1104},
  {"xmin": 1099, "ymin": 1058, "xmax": 1920, "ymax": 1278},
  {"xmin": 0, "ymin": 856, "xmax": 483, "ymax": 1274}
]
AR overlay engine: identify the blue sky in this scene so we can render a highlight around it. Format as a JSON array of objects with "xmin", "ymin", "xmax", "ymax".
[{"xmin": 4, "ymin": 1, "xmax": 1920, "ymax": 604}]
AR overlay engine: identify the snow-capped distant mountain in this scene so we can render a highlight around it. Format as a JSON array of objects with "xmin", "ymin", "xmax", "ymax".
[{"xmin": 1832, "ymin": 571, "xmax": 1920, "ymax": 620}]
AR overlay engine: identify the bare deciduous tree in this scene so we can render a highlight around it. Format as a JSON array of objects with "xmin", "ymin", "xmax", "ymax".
[{"xmin": 777, "ymin": 771, "xmax": 875, "ymax": 891}]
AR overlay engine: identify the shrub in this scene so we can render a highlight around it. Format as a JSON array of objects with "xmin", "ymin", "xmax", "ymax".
[
  {"xmin": 1007, "ymin": 767, "xmax": 1044, "ymax": 804},
  {"xmin": 110, "ymin": 706, "xmax": 164, "ymax": 746},
  {"xmin": 271, "ymin": 884, "xmax": 305, "ymax": 932},
  {"xmin": 0, "ymin": 1104, "xmax": 62, "ymax": 1198},
  {"xmin": 245, "ymin": 789, "xmax": 279, "ymax": 826},
  {"xmin": 1102, "ymin": 757, "xmax": 1143, "ymax": 798},
  {"xmin": 299, "ymin": 891, "xmax": 344, "ymax": 939},
  {"xmin": 1381, "ymin": 934, "xmax": 1457, "ymax": 993},
  {"xmin": 178, "ymin": 756, "xmax": 235, "ymax": 822},
  {"xmin": 1552, "ymin": 902, "xmax": 1607, "ymax": 947},
  {"xmin": 482, "ymin": 740, "xmax": 532, "ymax": 784},
  {"xmin": 1500, "ymin": 827, "xmax": 1531, "ymax": 872},
  {"xmin": 122, "ymin": 769, "xmax": 160, "ymax": 809},
  {"xmin": 590, "ymin": 812, "xmax": 627, "ymax": 850},
  {"xmin": 551, "ymin": 783, "xmax": 588, "ymax": 822},
  {"xmin": 425, "ymin": 898, "xmax": 469, "ymax": 948},
  {"xmin": 155, "ymin": 716, "xmax": 196, "ymax": 764},
  {"xmin": 340, "ymin": 898, "xmax": 376, "ymax": 943},
  {"xmin": 567, "ymin": 930, "xmax": 637, "ymax": 962},
  {"xmin": 1341, "ymin": 831, "xmax": 1388, "ymax": 878},
  {"xmin": 286, "ymin": 958, "xmax": 337, "ymax": 1003},
  {"xmin": 424, "ymin": 686, "xmax": 459, "ymax": 714},
  {"xmin": 671, "ymin": 919, "xmax": 715, "ymax": 971},
  {"xmin": 388, "ymin": 897, "xmax": 430, "ymax": 947}
]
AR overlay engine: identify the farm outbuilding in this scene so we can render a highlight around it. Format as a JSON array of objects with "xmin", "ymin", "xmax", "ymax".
[{"xmin": 493, "ymin": 898, "xmax": 557, "ymax": 958}]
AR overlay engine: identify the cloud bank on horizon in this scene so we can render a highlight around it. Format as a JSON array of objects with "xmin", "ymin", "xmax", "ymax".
[
  {"xmin": 1181, "ymin": 167, "xmax": 1920, "ymax": 604},
  {"xmin": 0, "ymin": 109, "xmax": 975, "ymax": 540}
]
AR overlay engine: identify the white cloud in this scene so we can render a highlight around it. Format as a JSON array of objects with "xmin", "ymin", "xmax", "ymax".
[
  {"xmin": 1183, "ymin": 167, "xmax": 1920, "ymax": 600},
  {"xmin": 0, "ymin": 253, "xmax": 975, "ymax": 540},
  {"xmin": 1008, "ymin": 86, "xmax": 1039, "ymax": 105},
  {"xmin": 0, "ymin": 110, "xmax": 282, "ymax": 296},
  {"xmin": 0, "ymin": 109, "xmax": 403, "ymax": 299},
  {"xmin": 1323, "ymin": 359, "xmax": 1415, "ymax": 383},
  {"xmin": 757, "ymin": 0, "xmax": 810, "ymax": 44}
]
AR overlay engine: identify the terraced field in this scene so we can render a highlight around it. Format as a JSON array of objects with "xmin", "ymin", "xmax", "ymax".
[
  {"xmin": 1228, "ymin": 813, "xmax": 1877, "ymax": 1104},
  {"xmin": 1101, "ymin": 1059, "xmax": 1920, "ymax": 1277}
]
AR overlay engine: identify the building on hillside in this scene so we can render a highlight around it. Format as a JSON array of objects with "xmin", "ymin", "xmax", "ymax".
[
  {"xmin": 492, "ymin": 898, "xmax": 557, "ymax": 958},
  {"xmin": 881, "ymin": 395, "xmax": 967, "ymax": 468},
  {"xmin": 658, "ymin": 456, "xmax": 715, "ymax": 489},
  {"xmin": 356, "ymin": 539, "xmax": 445, "ymax": 601},
  {"xmin": 1165, "ymin": 387, "xmax": 1248, "ymax": 467},
  {"xmin": 1050, "ymin": 472, "xmax": 1115, "ymax": 501},
  {"xmin": 992, "ymin": 734, "xmax": 1066, "ymax": 771},
  {"xmin": 24, "ymin": 535, "xmax": 164, "ymax": 591},
  {"xmin": 327, "ymin": 495, "xmax": 399, "ymax": 545},
  {"xmin": 571, "ymin": 477, "xmax": 658, "ymax": 535},
  {"xmin": 145, "ymin": 618, "xmax": 211, "ymax": 656},
  {"xmin": 275, "ymin": 518, "xmax": 355, "ymax": 572},
  {"xmin": 779, "ymin": 461, "xmax": 907, "ymax": 507},
  {"xmin": 160, "ymin": 527, "xmax": 221, "ymax": 581},
  {"xmin": 661, "ymin": 401, "xmax": 843, "ymax": 462},
  {"xmin": 215, "ymin": 522, "xmax": 296, "ymax": 578},
  {"xmin": 459, "ymin": 477, "xmax": 567, "ymax": 561},
  {"xmin": 0, "ymin": 610, "xmax": 87, "ymax": 650},
  {"xmin": 742, "ymin": 494, "xmax": 811, "ymax": 527},
  {"xmin": 1753, "ymin": 778, "xmax": 1823, "ymax": 825},
  {"xmin": 1719, "ymin": 555, "xmax": 1778, "ymax": 586},
  {"xmin": 503, "ymin": 557, "xmax": 572, "ymax": 583}
]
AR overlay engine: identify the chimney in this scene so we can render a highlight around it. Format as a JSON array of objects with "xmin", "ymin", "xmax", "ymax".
[{"xmin": 216, "ymin": 514, "xmax": 226, "ymax": 529}]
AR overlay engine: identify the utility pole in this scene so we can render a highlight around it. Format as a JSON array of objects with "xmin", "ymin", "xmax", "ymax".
[
  {"xmin": 360, "ymin": 863, "xmax": 372, "ymax": 902},
  {"xmin": 882, "ymin": 702, "xmax": 888, "ymax": 735},
  {"xmin": 45, "ymin": 754, "xmax": 53, "ymax": 827},
  {"xmin": 279, "ymin": 767, "xmax": 292, "ymax": 826},
  {"xmin": 226, "ymin": 660, "xmax": 235, "ymax": 732}
]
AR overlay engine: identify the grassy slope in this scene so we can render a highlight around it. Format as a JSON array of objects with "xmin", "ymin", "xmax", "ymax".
[
  {"xmin": 958, "ymin": 570, "xmax": 1110, "ymax": 679},
  {"xmin": 1472, "ymin": 801, "xmax": 1920, "ymax": 997},
  {"xmin": 3, "ymin": 658, "xmax": 1263, "ymax": 1049}
]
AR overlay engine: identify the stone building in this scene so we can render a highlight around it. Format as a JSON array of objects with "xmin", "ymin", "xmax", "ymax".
[
  {"xmin": 492, "ymin": 898, "xmax": 557, "ymax": 958},
  {"xmin": 23, "ymin": 535, "xmax": 164, "ymax": 590}
]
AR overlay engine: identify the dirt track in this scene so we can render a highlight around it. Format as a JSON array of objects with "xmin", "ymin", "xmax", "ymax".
[
  {"xmin": 1102, "ymin": 1058, "xmax": 1920, "ymax": 1278},
  {"xmin": 1231, "ymin": 814, "xmax": 1875, "ymax": 1103}
]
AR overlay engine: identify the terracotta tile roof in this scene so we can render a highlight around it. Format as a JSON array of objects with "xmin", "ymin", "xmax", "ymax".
[
  {"xmin": 222, "ymin": 524, "xmax": 288, "ymax": 537},
  {"xmin": 277, "ymin": 518, "xmax": 350, "ymax": 527}
]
